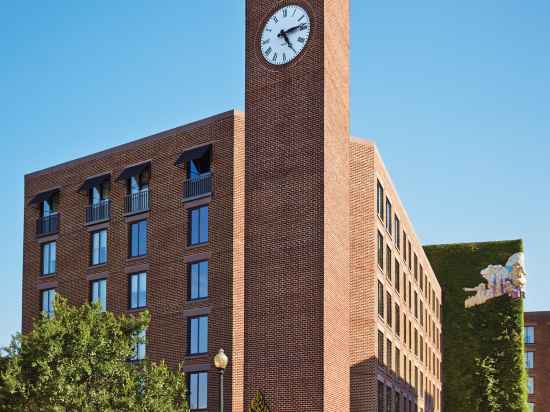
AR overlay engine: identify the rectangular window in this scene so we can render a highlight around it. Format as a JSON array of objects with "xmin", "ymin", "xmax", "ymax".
[
  {"xmin": 386, "ymin": 339, "xmax": 392, "ymax": 369},
  {"xmin": 395, "ymin": 304, "xmax": 401, "ymax": 336},
  {"xmin": 90, "ymin": 279, "xmax": 107, "ymax": 311},
  {"xmin": 377, "ymin": 231, "xmax": 384, "ymax": 269},
  {"xmin": 414, "ymin": 329, "xmax": 418, "ymax": 356},
  {"xmin": 132, "ymin": 328, "xmax": 146, "ymax": 361},
  {"xmin": 386, "ymin": 293, "xmax": 393, "ymax": 327},
  {"xmin": 420, "ymin": 336, "xmax": 424, "ymax": 362},
  {"xmin": 414, "ymin": 291, "xmax": 418, "ymax": 318},
  {"xmin": 404, "ymin": 314, "xmax": 407, "ymax": 345},
  {"xmin": 420, "ymin": 265, "xmax": 424, "ymax": 291},
  {"xmin": 386, "ymin": 198, "xmax": 393, "ymax": 233},
  {"xmin": 395, "ymin": 391, "xmax": 401, "ymax": 412},
  {"xmin": 189, "ymin": 261, "xmax": 208, "ymax": 300},
  {"xmin": 377, "ymin": 181, "xmax": 384, "ymax": 220},
  {"xmin": 527, "ymin": 376, "xmax": 534, "ymax": 395},
  {"xmin": 189, "ymin": 316, "xmax": 208, "ymax": 355},
  {"xmin": 129, "ymin": 220, "xmax": 147, "ymax": 258},
  {"xmin": 386, "ymin": 386, "xmax": 392, "ymax": 412},
  {"xmin": 189, "ymin": 372, "xmax": 208, "ymax": 411},
  {"xmin": 525, "ymin": 326, "xmax": 535, "ymax": 344},
  {"xmin": 386, "ymin": 246, "xmax": 392, "ymax": 280},
  {"xmin": 378, "ymin": 281, "xmax": 384, "ymax": 318},
  {"xmin": 394, "ymin": 215, "xmax": 401, "ymax": 250},
  {"xmin": 403, "ymin": 232, "xmax": 407, "ymax": 262},
  {"xmin": 41, "ymin": 241, "xmax": 56, "ymax": 276},
  {"xmin": 395, "ymin": 259, "xmax": 401, "ymax": 294},
  {"xmin": 91, "ymin": 230, "xmax": 108, "ymax": 265},
  {"xmin": 395, "ymin": 347, "xmax": 401, "ymax": 377},
  {"xmin": 378, "ymin": 330, "xmax": 384, "ymax": 363},
  {"xmin": 129, "ymin": 272, "xmax": 147, "ymax": 309},
  {"xmin": 189, "ymin": 206, "xmax": 209, "ymax": 246},
  {"xmin": 414, "ymin": 254, "xmax": 418, "ymax": 281},
  {"xmin": 408, "ymin": 242, "xmax": 412, "ymax": 270},
  {"xmin": 378, "ymin": 381, "xmax": 385, "ymax": 412},
  {"xmin": 420, "ymin": 300, "xmax": 424, "ymax": 326},
  {"xmin": 525, "ymin": 352, "xmax": 534, "ymax": 369},
  {"xmin": 41, "ymin": 288, "xmax": 55, "ymax": 318}
]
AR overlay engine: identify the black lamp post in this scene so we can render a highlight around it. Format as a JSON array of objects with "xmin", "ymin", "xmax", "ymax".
[{"xmin": 213, "ymin": 348, "xmax": 229, "ymax": 412}]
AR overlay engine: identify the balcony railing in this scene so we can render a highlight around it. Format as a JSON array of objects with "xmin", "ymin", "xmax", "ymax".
[
  {"xmin": 37, "ymin": 213, "xmax": 60, "ymax": 237},
  {"xmin": 124, "ymin": 189, "xmax": 150, "ymax": 215},
  {"xmin": 85, "ymin": 200, "xmax": 111, "ymax": 225},
  {"xmin": 183, "ymin": 173, "xmax": 212, "ymax": 201}
]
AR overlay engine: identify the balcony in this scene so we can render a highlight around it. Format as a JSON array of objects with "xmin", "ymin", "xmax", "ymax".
[
  {"xmin": 85, "ymin": 200, "xmax": 111, "ymax": 225},
  {"xmin": 183, "ymin": 173, "xmax": 212, "ymax": 201},
  {"xmin": 124, "ymin": 189, "xmax": 150, "ymax": 215},
  {"xmin": 36, "ymin": 213, "xmax": 60, "ymax": 237}
]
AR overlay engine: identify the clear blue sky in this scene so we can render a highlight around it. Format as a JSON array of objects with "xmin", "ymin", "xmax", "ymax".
[{"xmin": 1, "ymin": 1, "xmax": 549, "ymax": 347}]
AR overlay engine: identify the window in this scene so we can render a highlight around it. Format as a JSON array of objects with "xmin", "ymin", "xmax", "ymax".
[
  {"xmin": 420, "ymin": 300, "xmax": 424, "ymax": 326},
  {"xmin": 90, "ymin": 279, "xmax": 107, "ymax": 311},
  {"xmin": 132, "ymin": 328, "xmax": 146, "ymax": 361},
  {"xmin": 414, "ymin": 291, "xmax": 418, "ymax": 318},
  {"xmin": 41, "ymin": 241, "xmax": 56, "ymax": 276},
  {"xmin": 129, "ymin": 220, "xmax": 147, "ymax": 258},
  {"xmin": 386, "ymin": 246, "xmax": 392, "ymax": 280},
  {"xmin": 386, "ymin": 293, "xmax": 392, "ymax": 327},
  {"xmin": 128, "ymin": 168, "xmax": 150, "ymax": 194},
  {"xmin": 378, "ymin": 281, "xmax": 384, "ymax": 318},
  {"xmin": 525, "ymin": 352, "xmax": 534, "ymax": 369},
  {"xmin": 378, "ymin": 330, "xmax": 384, "ymax": 363},
  {"xmin": 189, "ymin": 316, "xmax": 208, "ymax": 355},
  {"xmin": 377, "ymin": 181, "xmax": 384, "ymax": 220},
  {"xmin": 395, "ymin": 304, "xmax": 401, "ymax": 336},
  {"xmin": 395, "ymin": 259, "xmax": 400, "ymax": 294},
  {"xmin": 408, "ymin": 242, "xmax": 412, "ymax": 270},
  {"xmin": 394, "ymin": 216, "xmax": 401, "ymax": 250},
  {"xmin": 386, "ymin": 339, "xmax": 392, "ymax": 369},
  {"xmin": 189, "ymin": 206, "xmax": 208, "ymax": 246},
  {"xmin": 386, "ymin": 199, "xmax": 392, "ymax": 233},
  {"xmin": 41, "ymin": 288, "xmax": 55, "ymax": 318},
  {"xmin": 129, "ymin": 272, "xmax": 147, "ymax": 309},
  {"xmin": 395, "ymin": 347, "xmax": 401, "ymax": 377},
  {"xmin": 525, "ymin": 326, "xmax": 535, "ymax": 344},
  {"xmin": 378, "ymin": 381, "xmax": 385, "ymax": 412},
  {"xmin": 91, "ymin": 230, "xmax": 108, "ymax": 265},
  {"xmin": 403, "ymin": 232, "xmax": 407, "ymax": 262},
  {"xmin": 414, "ymin": 329, "xmax": 418, "ymax": 356},
  {"xmin": 186, "ymin": 150, "xmax": 211, "ymax": 179},
  {"xmin": 414, "ymin": 254, "xmax": 418, "ymax": 281},
  {"xmin": 527, "ymin": 376, "xmax": 534, "ymax": 394},
  {"xmin": 386, "ymin": 386, "xmax": 392, "ymax": 412},
  {"xmin": 41, "ymin": 194, "xmax": 59, "ymax": 217},
  {"xmin": 90, "ymin": 182, "xmax": 110, "ymax": 205},
  {"xmin": 404, "ymin": 314, "xmax": 407, "ymax": 344},
  {"xmin": 189, "ymin": 261, "xmax": 208, "ymax": 300},
  {"xmin": 377, "ymin": 232, "xmax": 384, "ymax": 269},
  {"xmin": 188, "ymin": 372, "xmax": 208, "ymax": 411},
  {"xmin": 420, "ymin": 265, "xmax": 424, "ymax": 291}
]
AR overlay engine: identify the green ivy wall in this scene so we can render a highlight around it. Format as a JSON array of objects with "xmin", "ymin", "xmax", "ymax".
[{"xmin": 424, "ymin": 240, "xmax": 528, "ymax": 412}]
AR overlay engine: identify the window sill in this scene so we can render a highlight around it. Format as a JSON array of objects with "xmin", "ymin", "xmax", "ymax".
[
  {"xmin": 186, "ymin": 242, "xmax": 208, "ymax": 250},
  {"xmin": 127, "ymin": 307, "xmax": 148, "ymax": 314},
  {"xmin": 186, "ymin": 352, "xmax": 209, "ymax": 359},
  {"xmin": 89, "ymin": 263, "xmax": 107, "ymax": 270},
  {"xmin": 40, "ymin": 273, "xmax": 57, "ymax": 278},
  {"xmin": 187, "ymin": 298, "xmax": 209, "ymax": 304},
  {"xmin": 127, "ymin": 255, "xmax": 147, "ymax": 263}
]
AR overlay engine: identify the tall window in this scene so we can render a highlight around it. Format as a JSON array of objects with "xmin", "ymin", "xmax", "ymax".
[
  {"xmin": 41, "ymin": 194, "xmax": 58, "ymax": 217},
  {"xmin": 377, "ymin": 231, "xmax": 384, "ymax": 269},
  {"xmin": 189, "ymin": 206, "xmax": 208, "ymax": 246},
  {"xmin": 132, "ymin": 328, "xmax": 146, "ymax": 361},
  {"xmin": 420, "ymin": 265, "xmax": 424, "ymax": 291},
  {"xmin": 395, "ymin": 348, "xmax": 401, "ymax": 377},
  {"xmin": 386, "ymin": 339, "xmax": 392, "ymax": 369},
  {"xmin": 386, "ymin": 246, "xmax": 392, "ymax": 280},
  {"xmin": 395, "ymin": 391, "xmax": 401, "ymax": 412},
  {"xmin": 395, "ymin": 259, "xmax": 401, "ymax": 294},
  {"xmin": 189, "ymin": 261, "xmax": 208, "ymax": 300},
  {"xmin": 527, "ymin": 376, "xmax": 534, "ymax": 395},
  {"xmin": 129, "ymin": 272, "xmax": 147, "ymax": 309},
  {"xmin": 378, "ymin": 330, "xmax": 384, "ymax": 363},
  {"xmin": 90, "ymin": 279, "xmax": 107, "ymax": 311},
  {"xmin": 378, "ymin": 281, "xmax": 384, "ymax": 318},
  {"xmin": 91, "ymin": 230, "xmax": 108, "ymax": 265},
  {"xmin": 41, "ymin": 241, "xmax": 56, "ymax": 276},
  {"xmin": 90, "ymin": 182, "xmax": 110, "ymax": 205},
  {"xmin": 189, "ymin": 316, "xmax": 208, "ymax": 355},
  {"xmin": 128, "ymin": 168, "xmax": 150, "ymax": 194},
  {"xmin": 386, "ymin": 386, "xmax": 392, "ymax": 412},
  {"xmin": 41, "ymin": 288, "xmax": 55, "ymax": 318},
  {"xmin": 378, "ymin": 380, "xmax": 385, "ymax": 412},
  {"xmin": 414, "ymin": 291, "xmax": 418, "ymax": 318},
  {"xmin": 404, "ymin": 314, "xmax": 407, "ymax": 344},
  {"xmin": 386, "ymin": 293, "xmax": 393, "ymax": 327},
  {"xmin": 525, "ymin": 352, "xmax": 534, "ymax": 369},
  {"xmin": 414, "ymin": 329, "xmax": 418, "ymax": 356},
  {"xmin": 188, "ymin": 372, "xmax": 208, "ymax": 411},
  {"xmin": 129, "ymin": 220, "xmax": 147, "ymax": 258},
  {"xmin": 414, "ymin": 254, "xmax": 418, "ymax": 281},
  {"xmin": 386, "ymin": 199, "xmax": 392, "ymax": 232},
  {"xmin": 377, "ymin": 181, "xmax": 384, "ymax": 220},
  {"xmin": 403, "ymin": 232, "xmax": 407, "ymax": 262},
  {"xmin": 395, "ymin": 304, "xmax": 401, "ymax": 336},
  {"xmin": 408, "ymin": 242, "xmax": 412, "ymax": 270},
  {"xmin": 420, "ymin": 300, "xmax": 424, "ymax": 326},
  {"xmin": 525, "ymin": 326, "xmax": 535, "ymax": 344},
  {"xmin": 394, "ymin": 215, "xmax": 401, "ymax": 250}
]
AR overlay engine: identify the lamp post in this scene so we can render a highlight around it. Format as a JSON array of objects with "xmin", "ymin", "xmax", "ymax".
[{"xmin": 213, "ymin": 348, "xmax": 229, "ymax": 412}]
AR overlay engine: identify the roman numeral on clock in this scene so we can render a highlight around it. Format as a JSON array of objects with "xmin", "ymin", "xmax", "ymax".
[
  {"xmin": 272, "ymin": 52, "xmax": 278, "ymax": 62},
  {"xmin": 297, "ymin": 37, "xmax": 305, "ymax": 43},
  {"xmin": 283, "ymin": 8, "xmax": 288, "ymax": 18},
  {"xmin": 265, "ymin": 47, "xmax": 272, "ymax": 56}
]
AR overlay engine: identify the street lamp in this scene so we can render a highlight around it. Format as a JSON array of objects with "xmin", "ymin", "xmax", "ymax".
[{"xmin": 213, "ymin": 348, "xmax": 229, "ymax": 412}]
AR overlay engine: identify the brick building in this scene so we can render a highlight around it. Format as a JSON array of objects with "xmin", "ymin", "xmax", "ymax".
[
  {"xmin": 22, "ymin": 1, "xmax": 442, "ymax": 411},
  {"xmin": 524, "ymin": 311, "xmax": 550, "ymax": 412}
]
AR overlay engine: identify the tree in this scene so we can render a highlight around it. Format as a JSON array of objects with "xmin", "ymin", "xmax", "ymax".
[
  {"xmin": 0, "ymin": 296, "xmax": 188, "ymax": 412},
  {"xmin": 248, "ymin": 390, "xmax": 270, "ymax": 412}
]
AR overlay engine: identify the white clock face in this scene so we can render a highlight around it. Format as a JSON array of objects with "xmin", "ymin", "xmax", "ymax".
[{"xmin": 260, "ymin": 5, "xmax": 311, "ymax": 65}]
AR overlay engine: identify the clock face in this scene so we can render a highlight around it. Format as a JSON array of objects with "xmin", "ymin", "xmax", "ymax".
[{"xmin": 260, "ymin": 5, "xmax": 311, "ymax": 65}]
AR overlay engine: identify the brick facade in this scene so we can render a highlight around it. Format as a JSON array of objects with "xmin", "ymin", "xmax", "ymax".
[
  {"xmin": 524, "ymin": 311, "xmax": 550, "ymax": 412},
  {"xmin": 22, "ymin": 1, "xmax": 442, "ymax": 411}
]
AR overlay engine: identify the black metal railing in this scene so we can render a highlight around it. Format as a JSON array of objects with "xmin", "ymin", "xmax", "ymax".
[
  {"xmin": 37, "ymin": 213, "xmax": 60, "ymax": 237},
  {"xmin": 183, "ymin": 173, "xmax": 212, "ymax": 201},
  {"xmin": 85, "ymin": 200, "xmax": 111, "ymax": 224},
  {"xmin": 124, "ymin": 190, "xmax": 150, "ymax": 215}
]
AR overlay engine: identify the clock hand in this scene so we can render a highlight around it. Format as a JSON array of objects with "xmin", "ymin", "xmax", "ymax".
[
  {"xmin": 278, "ymin": 30, "xmax": 297, "ymax": 53},
  {"xmin": 281, "ymin": 23, "xmax": 308, "ymax": 35}
]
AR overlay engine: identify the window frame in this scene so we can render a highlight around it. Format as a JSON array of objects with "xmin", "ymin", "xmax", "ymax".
[
  {"xmin": 188, "ymin": 371, "xmax": 208, "ymax": 411},
  {"xmin": 188, "ymin": 260, "xmax": 209, "ymax": 301},
  {"xmin": 90, "ymin": 229, "xmax": 108, "ymax": 266},
  {"xmin": 129, "ymin": 272, "xmax": 147, "ymax": 310},
  {"xmin": 188, "ymin": 205, "xmax": 209, "ymax": 246},
  {"xmin": 188, "ymin": 315, "xmax": 209, "ymax": 355},
  {"xmin": 41, "ymin": 288, "xmax": 56, "ymax": 318},
  {"xmin": 41, "ymin": 241, "xmax": 57, "ymax": 276},
  {"xmin": 90, "ymin": 278, "xmax": 107, "ymax": 311},
  {"xmin": 129, "ymin": 220, "xmax": 148, "ymax": 258}
]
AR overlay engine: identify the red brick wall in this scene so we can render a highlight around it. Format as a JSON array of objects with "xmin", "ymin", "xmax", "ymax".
[
  {"xmin": 23, "ymin": 110, "xmax": 245, "ymax": 412},
  {"xmin": 244, "ymin": 0, "xmax": 350, "ymax": 410},
  {"xmin": 525, "ymin": 311, "xmax": 550, "ymax": 412}
]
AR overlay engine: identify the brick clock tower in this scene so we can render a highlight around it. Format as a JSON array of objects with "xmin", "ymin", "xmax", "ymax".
[{"xmin": 245, "ymin": 0, "xmax": 350, "ymax": 410}]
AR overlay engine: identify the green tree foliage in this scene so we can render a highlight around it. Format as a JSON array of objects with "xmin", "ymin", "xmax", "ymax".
[
  {"xmin": 248, "ymin": 390, "xmax": 270, "ymax": 412},
  {"xmin": 0, "ymin": 296, "xmax": 188, "ymax": 412},
  {"xmin": 425, "ymin": 240, "xmax": 529, "ymax": 412}
]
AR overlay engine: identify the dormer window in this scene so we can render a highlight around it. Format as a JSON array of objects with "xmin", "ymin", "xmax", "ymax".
[
  {"xmin": 117, "ymin": 162, "xmax": 151, "ymax": 215},
  {"xmin": 80, "ymin": 174, "xmax": 112, "ymax": 224},
  {"xmin": 176, "ymin": 145, "xmax": 213, "ymax": 201},
  {"xmin": 29, "ymin": 189, "xmax": 60, "ymax": 236}
]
